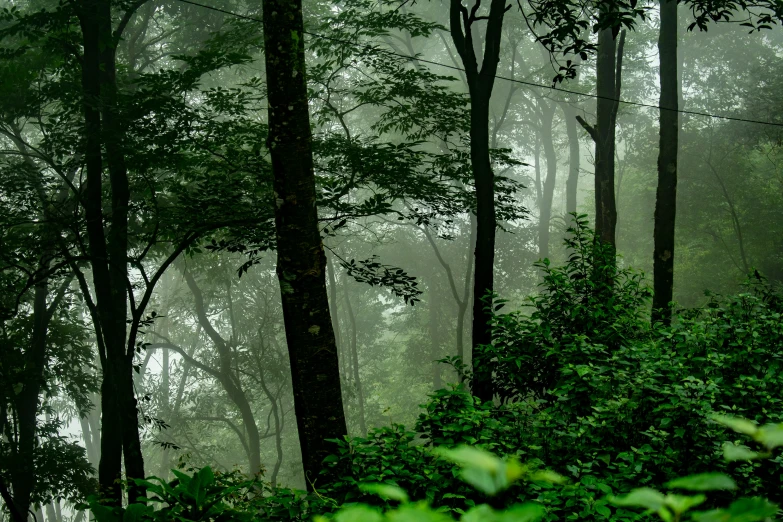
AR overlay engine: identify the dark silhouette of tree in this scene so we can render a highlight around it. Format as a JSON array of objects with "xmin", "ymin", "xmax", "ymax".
[
  {"xmin": 448, "ymin": 0, "xmax": 510, "ymax": 403},
  {"xmin": 261, "ymin": 0, "xmax": 348, "ymax": 488},
  {"xmin": 652, "ymin": 0, "xmax": 679, "ymax": 324}
]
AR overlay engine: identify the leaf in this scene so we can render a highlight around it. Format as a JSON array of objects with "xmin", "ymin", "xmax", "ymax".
[
  {"xmin": 711, "ymin": 415, "xmax": 758, "ymax": 436},
  {"xmin": 433, "ymin": 446, "xmax": 502, "ymax": 474},
  {"xmin": 530, "ymin": 470, "xmax": 567, "ymax": 484},
  {"xmin": 463, "ymin": 503, "xmax": 545, "ymax": 522},
  {"xmin": 666, "ymin": 473, "xmax": 737, "ymax": 491},
  {"xmin": 359, "ymin": 483, "xmax": 409, "ymax": 503},
  {"xmin": 722, "ymin": 443, "xmax": 762, "ymax": 462},
  {"xmin": 692, "ymin": 498, "xmax": 779, "ymax": 522},
  {"xmin": 664, "ymin": 493, "xmax": 707, "ymax": 514},
  {"xmin": 755, "ymin": 423, "xmax": 783, "ymax": 450},
  {"xmin": 387, "ymin": 503, "xmax": 453, "ymax": 522},
  {"xmin": 90, "ymin": 504, "xmax": 120, "ymax": 522},
  {"xmin": 610, "ymin": 488, "xmax": 666, "ymax": 511},
  {"xmin": 122, "ymin": 504, "xmax": 149, "ymax": 522},
  {"xmin": 333, "ymin": 505, "xmax": 384, "ymax": 522}
]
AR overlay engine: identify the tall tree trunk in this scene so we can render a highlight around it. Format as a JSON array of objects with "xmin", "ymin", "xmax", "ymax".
[
  {"xmin": 261, "ymin": 0, "xmax": 347, "ymax": 489},
  {"xmin": 538, "ymin": 101, "xmax": 558, "ymax": 260},
  {"xmin": 563, "ymin": 103, "xmax": 580, "ymax": 216},
  {"xmin": 652, "ymin": 0, "xmax": 679, "ymax": 324},
  {"xmin": 562, "ymin": 52, "xmax": 583, "ymax": 218},
  {"xmin": 11, "ymin": 281, "xmax": 49, "ymax": 520},
  {"xmin": 449, "ymin": 0, "xmax": 508, "ymax": 404},
  {"xmin": 576, "ymin": 27, "xmax": 625, "ymax": 253},
  {"xmin": 594, "ymin": 26, "xmax": 619, "ymax": 249},
  {"xmin": 77, "ymin": 0, "xmax": 145, "ymax": 503}
]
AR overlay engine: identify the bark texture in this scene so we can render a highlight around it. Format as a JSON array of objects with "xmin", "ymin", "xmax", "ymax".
[
  {"xmin": 262, "ymin": 0, "xmax": 348, "ymax": 489},
  {"xmin": 652, "ymin": 0, "xmax": 679, "ymax": 324}
]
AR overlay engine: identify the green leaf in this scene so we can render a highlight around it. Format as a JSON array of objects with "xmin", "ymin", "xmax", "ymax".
[
  {"xmin": 666, "ymin": 473, "xmax": 737, "ymax": 491},
  {"xmin": 755, "ymin": 423, "xmax": 783, "ymax": 450},
  {"xmin": 722, "ymin": 443, "xmax": 762, "ymax": 462},
  {"xmin": 692, "ymin": 498, "xmax": 779, "ymax": 522},
  {"xmin": 122, "ymin": 504, "xmax": 148, "ymax": 522},
  {"xmin": 433, "ymin": 446, "xmax": 501, "ymax": 473},
  {"xmin": 594, "ymin": 504, "xmax": 612, "ymax": 518},
  {"xmin": 387, "ymin": 503, "xmax": 453, "ymax": 522},
  {"xmin": 664, "ymin": 493, "xmax": 707, "ymax": 514},
  {"xmin": 359, "ymin": 483, "xmax": 409, "ymax": 503},
  {"xmin": 530, "ymin": 470, "xmax": 567, "ymax": 484},
  {"xmin": 463, "ymin": 503, "xmax": 545, "ymax": 522},
  {"xmin": 610, "ymin": 488, "xmax": 666, "ymax": 511},
  {"xmin": 90, "ymin": 504, "xmax": 120, "ymax": 522},
  {"xmin": 333, "ymin": 505, "xmax": 384, "ymax": 522},
  {"xmin": 711, "ymin": 415, "xmax": 758, "ymax": 436}
]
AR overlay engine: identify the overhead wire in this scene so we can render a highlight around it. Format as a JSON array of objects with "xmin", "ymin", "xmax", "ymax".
[{"xmin": 173, "ymin": 0, "xmax": 783, "ymax": 128}]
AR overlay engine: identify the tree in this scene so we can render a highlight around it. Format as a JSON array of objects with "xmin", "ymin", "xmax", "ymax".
[
  {"xmin": 75, "ymin": 0, "xmax": 150, "ymax": 500},
  {"xmin": 448, "ymin": 0, "xmax": 510, "ymax": 403},
  {"xmin": 652, "ymin": 0, "xmax": 679, "ymax": 324},
  {"xmin": 261, "ymin": 0, "xmax": 348, "ymax": 488},
  {"xmin": 576, "ymin": 28, "xmax": 626, "ymax": 252}
]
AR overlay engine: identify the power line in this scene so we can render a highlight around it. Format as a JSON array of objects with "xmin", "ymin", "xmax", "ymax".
[{"xmin": 174, "ymin": 0, "xmax": 783, "ymax": 128}]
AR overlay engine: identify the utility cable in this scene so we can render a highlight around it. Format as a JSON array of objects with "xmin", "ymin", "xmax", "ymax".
[{"xmin": 174, "ymin": 0, "xmax": 783, "ymax": 128}]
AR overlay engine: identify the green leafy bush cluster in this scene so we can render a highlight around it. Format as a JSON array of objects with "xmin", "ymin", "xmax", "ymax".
[{"xmin": 317, "ymin": 216, "xmax": 783, "ymax": 520}]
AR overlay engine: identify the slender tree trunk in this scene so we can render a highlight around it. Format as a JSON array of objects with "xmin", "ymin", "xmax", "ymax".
[
  {"xmin": 11, "ymin": 280, "xmax": 49, "ymax": 519},
  {"xmin": 563, "ymin": 103, "xmax": 580, "ymax": 216},
  {"xmin": 262, "ymin": 0, "xmax": 347, "ymax": 489},
  {"xmin": 652, "ymin": 0, "xmax": 679, "ymax": 324},
  {"xmin": 449, "ymin": 0, "xmax": 507, "ymax": 404},
  {"xmin": 576, "ymin": 27, "xmax": 624, "ymax": 255},
  {"xmin": 538, "ymin": 102, "xmax": 558, "ymax": 260},
  {"xmin": 341, "ymin": 278, "xmax": 367, "ymax": 436},
  {"xmin": 594, "ymin": 25, "xmax": 619, "ymax": 249},
  {"xmin": 429, "ymin": 278, "xmax": 443, "ymax": 390},
  {"xmin": 183, "ymin": 271, "xmax": 262, "ymax": 475},
  {"xmin": 562, "ymin": 58, "xmax": 582, "ymax": 217},
  {"xmin": 326, "ymin": 255, "xmax": 342, "ymax": 356}
]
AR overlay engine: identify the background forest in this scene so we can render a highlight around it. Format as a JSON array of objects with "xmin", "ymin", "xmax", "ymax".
[{"xmin": 1, "ymin": 0, "xmax": 783, "ymax": 520}]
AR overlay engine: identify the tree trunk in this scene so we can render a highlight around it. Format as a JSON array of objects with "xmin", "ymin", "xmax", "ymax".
[
  {"xmin": 594, "ymin": 25, "xmax": 619, "ymax": 249},
  {"xmin": 562, "ymin": 58, "xmax": 582, "ymax": 217},
  {"xmin": 652, "ymin": 0, "xmax": 679, "ymax": 324},
  {"xmin": 429, "ymin": 279, "xmax": 443, "ymax": 390},
  {"xmin": 262, "ymin": 0, "xmax": 347, "ymax": 489},
  {"xmin": 449, "ymin": 0, "xmax": 507, "ymax": 404},
  {"xmin": 538, "ymin": 102, "xmax": 558, "ymax": 260},
  {"xmin": 11, "ymin": 281, "xmax": 49, "ymax": 520},
  {"xmin": 341, "ymin": 277, "xmax": 367, "ymax": 437},
  {"xmin": 563, "ymin": 104, "xmax": 580, "ymax": 216},
  {"xmin": 183, "ymin": 271, "xmax": 262, "ymax": 475},
  {"xmin": 77, "ymin": 0, "xmax": 146, "ymax": 503}
]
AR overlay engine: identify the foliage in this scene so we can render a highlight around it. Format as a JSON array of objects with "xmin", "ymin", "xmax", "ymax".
[
  {"xmin": 84, "ymin": 467, "xmax": 261, "ymax": 522},
  {"xmin": 313, "ymin": 219, "xmax": 783, "ymax": 521},
  {"xmin": 611, "ymin": 414, "xmax": 783, "ymax": 522},
  {"xmin": 481, "ymin": 213, "xmax": 654, "ymax": 402},
  {"xmin": 0, "ymin": 301, "xmax": 97, "ymax": 506}
]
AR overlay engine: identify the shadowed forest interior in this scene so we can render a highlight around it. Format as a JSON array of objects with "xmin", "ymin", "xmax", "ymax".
[{"xmin": 1, "ymin": 0, "xmax": 783, "ymax": 520}]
